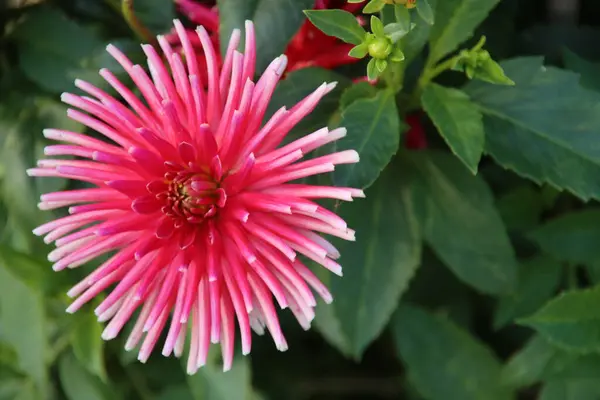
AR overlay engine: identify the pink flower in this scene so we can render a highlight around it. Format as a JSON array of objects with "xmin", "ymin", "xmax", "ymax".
[{"xmin": 28, "ymin": 20, "xmax": 363, "ymax": 373}]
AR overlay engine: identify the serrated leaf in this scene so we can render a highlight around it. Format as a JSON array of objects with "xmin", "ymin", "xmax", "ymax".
[
  {"xmin": 339, "ymin": 81, "xmax": 378, "ymax": 109},
  {"xmin": 528, "ymin": 210, "xmax": 600, "ymax": 265},
  {"xmin": 563, "ymin": 49, "xmax": 600, "ymax": 92},
  {"xmin": 407, "ymin": 151, "xmax": 518, "ymax": 295},
  {"xmin": 72, "ymin": 312, "xmax": 106, "ymax": 381},
  {"xmin": 429, "ymin": 0, "xmax": 500, "ymax": 63},
  {"xmin": 334, "ymin": 90, "xmax": 403, "ymax": 189},
  {"xmin": 519, "ymin": 285, "xmax": 600, "ymax": 353},
  {"xmin": 494, "ymin": 256, "xmax": 562, "ymax": 329},
  {"xmin": 392, "ymin": 305, "xmax": 514, "ymax": 400},
  {"xmin": 465, "ymin": 57, "xmax": 600, "ymax": 201},
  {"xmin": 0, "ymin": 265, "xmax": 47, "ymax": 393},
  {"xmin": 316, "ymin": 167, "xmax": 421, "ymax": 359},
  {"xmin": 218, "ymin": 0, "xmax": 315, "ymax": 73},
  {"xmin": 421, "ymin": 84, "xmax": 484, "ymax": 174},
  {"xmin": 59, "ymin": 353, "xmax": 112, "ymax": 400}
]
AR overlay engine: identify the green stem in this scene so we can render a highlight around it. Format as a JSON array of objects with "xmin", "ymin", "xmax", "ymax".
[
  {"xmin": 407, "ymin": 54, "xmax": 460, "ymax": 110},
  {"xmin": 121, "ymin": 0, "xmax": 155, "ymax": 45}
]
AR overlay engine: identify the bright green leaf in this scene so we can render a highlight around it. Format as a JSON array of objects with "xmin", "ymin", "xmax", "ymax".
[
  {"xmin": 494, "ymin": 256, "xmax": 562, "ymax": 329},
  {"xmin": 392, "ymin": 305, "xmax": 514, "ymax": 400},
  {"xmin": 366, "ymin": 58, "xmax": 380, "ymax": 80},
  {"xmin": 72, "ymin": 311, "xmax": 106, "ymax": 381},
  {"xmin": 406, "ymin": 151, "xmax": 518, "ymax": 295},
  {"xmin": 465, "ymin": 57, "xmax": 600, "ymax": 201},
  {"xmin": 528, "ymin": 210, "xmax": 600, "ymax": 265},
  {"xmin": 429, "ymin": 0, "xmax": 500, "ymax": 63},
  {"xmin": 348, "ymin": 43, "xmax": 369, "ymax": 58},
  {"xmin": 363, "ymin": 0, "xmax": 386, "ymax": 14},
  {"xmin": 421, "ymin": 84, "xmax": 484, "ymax": 174},
  {"xmin": 304, "ymin": 9, "xmax": 365, "ymax": 45},
  {"xmin": 219, "ymin": 0, "xmax": 314, "ymax": 73},
  {"xmin": 316, "ymin": 166, "xmax": 421, "ymax": 359},
  {"xmin": 519, "ymin": 285, "xmax": 600, "ymax": 353},
  {"xmin": 370, "ymin": 15, "xmax": 385, "ymax": 37},
  {"xmin": 334, "ymin": 90, "xmax": 403, "ymax": 189}
]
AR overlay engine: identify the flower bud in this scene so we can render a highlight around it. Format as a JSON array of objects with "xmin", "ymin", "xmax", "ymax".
[{"xmin": 368, "ymin": 37, "xmax": 392, "ymax": 59}]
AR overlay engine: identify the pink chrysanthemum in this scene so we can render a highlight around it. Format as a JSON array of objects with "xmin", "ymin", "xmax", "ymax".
[{"xmin": 28, "ymin": 20, "xmax": 363, "ymax": 373}]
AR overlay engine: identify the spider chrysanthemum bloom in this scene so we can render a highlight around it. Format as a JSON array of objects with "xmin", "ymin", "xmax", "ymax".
[{"xmin": 28, "ymin": 20, "xmax": 363, "ymax": 373}]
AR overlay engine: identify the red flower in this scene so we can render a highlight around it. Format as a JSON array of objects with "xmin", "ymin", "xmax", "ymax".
[
  {"xmin": 405, "ymin": 113, "xmax": 428, "ymax": 149},
  {"xmin": 172, "ymin": 0, "xmax": 364, "ymax": 73},
  {"xmin": 29, "ymin": 20, "xmax": 362, "ymax": 373}
]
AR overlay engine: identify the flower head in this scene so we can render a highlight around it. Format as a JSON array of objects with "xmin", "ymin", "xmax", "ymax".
[{"xmin": 28, "ymin": 20, "xmax": 362, "ymax": 373}]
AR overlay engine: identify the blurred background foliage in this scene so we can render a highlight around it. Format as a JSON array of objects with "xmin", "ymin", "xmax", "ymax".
[{"xmin": 2, "ymin": 0, "xmax": 600, "ymax": 399}]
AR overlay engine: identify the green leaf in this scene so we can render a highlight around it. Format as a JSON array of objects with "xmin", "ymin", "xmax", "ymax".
[
  {"xmin": 528, "ymin": 210, "xmax": 600, "ymax": 265},
  {"xmin": 72, "ymin": 312, "xmax": 107, "ymax": 381},
  {"xmin": 131, "ymin": 0, "xmax": 176, "ymax": 35},
  {"xmin": 370, "ymin": 15, "xmax": 385, "ymax": 37},
  {"xmin": 563, "ymin": 49, "xmax": 600, "ymax": 92},
  {"xmin": 407, "ymin": 151, "xmax": 518, "ymax": 295},
  {"xmin": 465, "ymin": 57, "xmax": 600, "ymax": 201},
  {"xmin": 494, "ymin": 256, "xmax": 562, "ymax": 329},
  {"xmin": 186, "ymin": 350, "xmax": 254, "ymax": 400},
  {"xmin": 392, "ymin": 305, "xmax": 514, "ymax": 400},
  {"xmin": 496, "ymin": 185, "xmax": 544, "ymax": 231},
  {"xmin": 348, "ymin": 43, "xmax": 369, "ymax": 58},
  {"xmin": 304, "ymin": 10, "xmax": 365, "ymax": 45},
  {"xmin": 363, "ymin": 0, "xmax": 386, "ymax": 14},
  {"xmin": 540, "ymin": 379, "xmax": 600, "ymax": 400},
  {"xmin": 366, "ymin": 58, "xmax": 380, "ymax": 80},
  {"xmin": 421, "ymin": 84, "xmax": 484, "ymax": 174},
  {"xmin": 265, "ymin": 68, "xmax": 351, "ymax": 142},
  {"xmin": 401, "ymin": 0, "xmax": 436, "ymax": 62},
  {"xmin": 59, "ymin": 352, "xmax": 112, "ymax": 400},
  {"xmin": 416, "ymin": 0, "xmax": 434, "ymax": 24},
  {"xmin": 334, "ymin": 90, "xmax": 402, "ymax": 189},
  {"xmin": 157, "ymin": 385, "xmax": 195, "ymax": 400},
  {"xmin": 0, "ymin": 265, "xmax": 47, "ymax": 393},
  {"xmin": 0, "ymin": 245, "xmax": 65, "ymax": 295},
  {"xmin": 519, "ymin": 285, "xmax": 600, "ymax": 353},
  {"xmin": 13, "ymin": 7, "xmax": 104, "ymax": 93},
  {"xmin": 501, "ymin": 335, "xmax": 561, "ymax": 388},
  {"xmin": 218, "ymin": 0, "xmax": 314, "ymax": 73},
  {"xmin": 429, "ymin": 0, "xmax": 500, "ymax": 63},
  {"xmin": 339, "ymin": 81, "xmax": 378, "ymax": 109},
  {"xmin": 316, "ymin": 166, "xmax": 422, "ymax": 359},
  {"xmin": 394, "ymin": 4, "xmax": 412, "ymax": 32}
]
